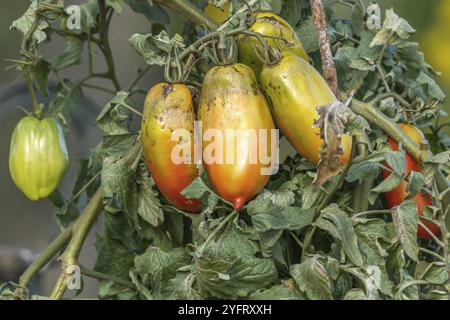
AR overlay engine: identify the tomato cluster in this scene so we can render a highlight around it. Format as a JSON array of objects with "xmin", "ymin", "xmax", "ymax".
[
  {"xmin": 140, "ymin": 12, "xmax": 351, "ymax": 212},
  {"xmin": 138, "ymin": 9, "xmax": 436, "ymax": 241},
  {"xmin": 9, "ymin": 7, "xmax": 437, "ymax": 244}
]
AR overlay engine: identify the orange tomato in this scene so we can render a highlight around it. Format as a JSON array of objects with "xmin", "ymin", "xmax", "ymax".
[
  {"xmin": 384, "ymin": 123, "xmax": 440, "ymax": 240},
  {"xmin": 198, "ymin": 64, "xmax": 276, "ymax": 210},
  {"xmin": 141, "ymin": 83, "xmax": 200, "ymax": 213}
]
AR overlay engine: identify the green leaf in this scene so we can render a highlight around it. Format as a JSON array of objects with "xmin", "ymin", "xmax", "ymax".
[
  {"xmin": 425, "ymin": 151, "xmax": 450, "ymax": 164},
  {"xmin": 295, "ymin": 17, "xmax": 318, "ymax": 53},
  {"xmin": 416, "ymin": 71, "xmax": 446, "ymax": 101},
  {"xmin": 370, "ymin": 9, "xmax": 415, "ymax": 47},
  {"xmin": 369, "ymin": 152, "xmax": 405, "ymax": 204},
  {"xmin": 316, "ymin": 205, "xmax": 364, "ymax": 267},
  {"xmin": 196, "ymin": 254, "xmax": 278, "ymax": 299},
  {"xmin": 47, "ymin": 82, "xmax": 83, "ymax": 126},
  {"xmin": 181, "ymin": 176, "xmax": 210, "ymax": 199},
  {"xmin": 248, "ymin": 280, "xmax": 304, "ymax": 300},
  {"xmin": 125, "ymin": 0, "xmax": 169, "ymax": 24},
  {"xmin": 55, "ymin": 202, "xmax": 80, "ymax": 229},
  {"xmin": 97, "ymin": 91, "xmax": 132, "ymax": 135},
  {"xmin": 102, "ymin": 134, "xmax": 138, "ymax": 157},
  {"xmin": 386, "ymin": 151, "xmax": 406, "ymax": 176},
  {"xmin": 106, "ymin": 0, "xmax": 125, "ymax": 13},
  {"xmin": 33, "ymin": 58, "xmax": 50, "ymax": 96},
  {"xmin": 134, "ymin": 245, "xmax": 190, "ymax": 296},
  {"xmin": 290, "ymin": 256, "xmax": 332, "ymax": 300},
  {"xmin": 101, "ymin": 155, "xmax": 138, "ymax": 224},
  {"xmin": 129, "ymin": 31, "xmax": 184, "ymax": 66},
  {"xmin": 95, "ymin": 236, "xmax": 135, "ymax": 279},
  {"xmin": 10, "ymin": 0, "xmax": 49, "ymax": 44},
  {"xmin": 420, "ymin": 262, "xmax": 448, "ymax": 285},
  {"xmin": 251, "ymin": 205, "xmax": 315, "ymax": 233},
  {"xmin": 406, "ymin": 171, "xmax": 424, "ymax": 199},
  {"xmin": 52, "ymin": 37, "xmax": 85, "ymax": 70},
  {"xmin": 79, "ymin": 0, "xmax": 99, "ymax": 32},
  {"xmin": 136, "ymin": 163, "xmax": 164, "ymax": 227},
  {"xmin": 280, "ymin": 0, "xmax": 308, "ymax": 27},
  {"xmin": 195, "ymin": 221, "xmax": 278, "ymax": 298},
  {"xmin": 346, "ymin": 161, "xmax": 381, "ymax": 183},
  {"xmin": 391, "ymin": 200, "xmax": 419, "ymax": 262},
  {"xmin": 166, "ymin": 271, "xmax": 201, "ymax": 299}
]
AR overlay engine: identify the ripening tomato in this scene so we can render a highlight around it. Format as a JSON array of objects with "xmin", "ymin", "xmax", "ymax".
[
  {"xmin": 384, "ymin": 123, "xmax": 441, "ymax": 240},
  {"xmin": 238, "ymin": 12, "xmax": 308, "ymax": 75},
  {"xmin": 141, "ymin": 83, "xmax": 200, "ymax": 213},
  {"xmin": 260, "ymin": 53, "xmax": 352, "ymax": 165},
  {"xmin": 198, "ymin": 64, "xmax": 276, "ymax": 210},
  {"xmin": 9, "ymin": 116, "xmax": 68, "ymax": 200}
]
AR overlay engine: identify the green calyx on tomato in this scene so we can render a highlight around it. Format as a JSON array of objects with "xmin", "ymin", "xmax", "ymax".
[
  {"xmin": 9, "ymin": 115, "xmax": 69, "ymax": 201},
  {"xmin": 238, "ymin": 12, "xmax": 308, "ymax": 75}
]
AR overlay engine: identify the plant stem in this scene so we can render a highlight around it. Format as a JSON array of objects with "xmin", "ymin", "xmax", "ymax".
[
  {"xmin": 352, "ymin": 132, "xmax": 373, "ymax": 213},
  {"xmin": 80, "ymin": 265, "xmax": 135, "ymax": 290},
  {"xmin": 350, "ymin": 98, "xmax": 428, "ymax": 163},
  {"xmin": 21, "ymin": 66, "xmax": 41, "ymax": 118},
  {"xmin": 128, "ymin": 65, "xmax": 151, "ymax": 91},
  {"xmin": 418, "ymin": 247, "xmax": 445, "ymax": 262},
  {"xmin": 310, "ymin": 0, "xmax": 340, "ymax": 99},
  {"xmin": 81, "ymin": 83, "xmax": 116, "ymax": 94},
  {"xmin": 351, "ymin": 209, "xmax": 391, "ymax": 220},
  {"xmin": 17, "ymin": 226, "xmax": 72, "ymax": 292},
  {"xmin": 69, "ymin": 170, "xmax": 102, "ymax": 203},
  {"xmin": 48, "ymin": 140, "xmax": 141, "ymax": 299},
  {"xmin": 154, "ymin": 0, "xmax": 218, "ymax": 31},
  {"xmin": 290, "ymin": 231, "xmax": 304, "ymax": 249},
  {"xmin": 98, "ymin": 0, "xmax": 121, "ymax": 91},
  {"xmin": 49, "ymin": 188, "xmax": 105, "ymax": 300}
]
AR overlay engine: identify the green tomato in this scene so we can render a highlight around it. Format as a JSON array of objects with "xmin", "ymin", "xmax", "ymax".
[{"xmin": 9, "ymin": 115, "xmax": 69, "ymax": 200}]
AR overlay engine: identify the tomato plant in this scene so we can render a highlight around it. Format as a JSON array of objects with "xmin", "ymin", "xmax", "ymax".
[{"xmin": 1, "ymin": 0, "xmax": 449, "ymax": 301}]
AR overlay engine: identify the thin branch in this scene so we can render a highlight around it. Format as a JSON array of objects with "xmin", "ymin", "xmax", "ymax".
[
  {"xmin": 128, "ymin": 65, "xmax": 151, "ymax": 92},
  {"xmin": 153, "ymin": 0, "xmax": 218, "ymax": 31},
  {"xmin": 49, "ymin": 188, "xmax": 105, "ymax": 300},
  {"xmin": 17, "ymin": 226, "xmax": 72, "ymax": 292},
  {"xmin": 80, "ymin": 265, "xmax": 135, "ymax": 290},
  {"xmin": 98, "ymin": 0, "xmax": 121, "ymax": 91}
]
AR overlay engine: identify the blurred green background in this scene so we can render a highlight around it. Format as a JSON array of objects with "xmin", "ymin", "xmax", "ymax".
[{"xmin": 0, "ymin": 0, "xmax": 448, "ymax": 297}]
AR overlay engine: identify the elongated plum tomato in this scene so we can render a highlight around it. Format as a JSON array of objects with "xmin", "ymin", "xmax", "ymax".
[
  {"xmin": 238, "ymin": 12, "xmax": 308, "ymax": 76},
  {"xmin": 260, "ymin": 53, "xmax": 352, "ymax": 165},
  {"xmin": 141, "ymin": 83, "xmax": 200, "ymax": 213},
  {"xmin": 383, "ymin": 123, "xmax": 440, "ymax": 240},
  {"xmin": 198, "ymin": 64, "xmax": 275, "ymax": 210},
  {"xmin": 9, "ymin": 116, "xmax": 68, "ymax": 200}
]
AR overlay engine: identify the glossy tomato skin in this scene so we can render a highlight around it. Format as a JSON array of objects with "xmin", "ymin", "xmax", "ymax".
[
  {"xmin": 141, "ymin": 83, "xmax": 200, "ymax": 213},
  {"xmin": 9, "ymin": 116, "xmax": 69, "ymax": 200},
  {"xmin": 260, "ymin": 53, "xmax": 352, "ymax": 165},
  {"xmin": 238, "ymin": 12, "xmax": 308, "ymax": 76},
  {"xmin": 198, "ymin": 64, "xmax": 275, "ymax": 210},
  {"xmin": 384, "ymin": 123, "xmax": 440, "ymax": 240}
]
